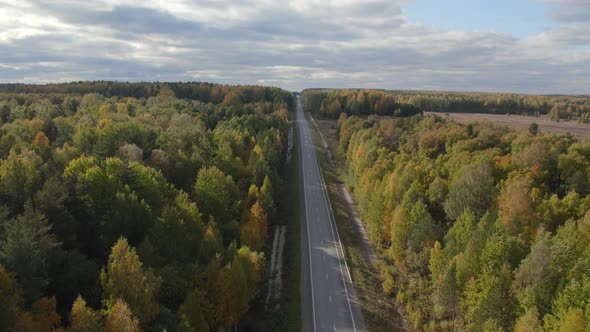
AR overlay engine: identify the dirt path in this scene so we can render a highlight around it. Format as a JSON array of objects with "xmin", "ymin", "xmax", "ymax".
[
  {"xmin": 286, "ymin": 126, "xmax": 294, "ymax": 164},
  {"xmin": 266, "ymin": 225, "xmax": 287, "ymax": 310},
  {"xmin": 337, "ymin": 184, "xmax": 378, "ymax": 268}
]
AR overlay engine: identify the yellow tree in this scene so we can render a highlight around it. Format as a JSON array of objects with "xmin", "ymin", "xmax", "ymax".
[
  {"xmin": 0, "ymin": 265, "xmax": 24, "ymax": 331},
  {"xmin": 67, "ymin": 296, "xmax": 100, "ymax": 332},
  {"xmin": 240, "ymin": 201, "xmax": 267, "ymax": 251},
  {"xmin": 34, "ymin": 132, "xmax": 50, "ymax": 149},
  {"xmin": 514, "ymin": 307, "xmax": 543, "ymax": 332},
  {"xmin": 104, "ymin": 298, "xmax": 140, "ymax": 332},
  {"xmin": 100, "ymin": 238, "xmax": 161, "ymax": 325},
  {"xmin": 499, "ymin": 175, "xmax": 538, "ymax": 241},
  {"xmin": 0, "ymin": 148, "xmax": 42, "ymax": 209},
  {"xmin": 29, "ymin": 296, "xmax": 61, "ymax": 332}
]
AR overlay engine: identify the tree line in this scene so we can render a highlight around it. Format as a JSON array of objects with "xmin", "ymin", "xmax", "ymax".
[
  {"xmin": 303, "ymin": 89, "xmax": 590, "ymax": 121},
  {"xmin": 335, "ymin": 111, "xmax": 590, "ymax": 330},
  {"xmin": 0, "ymin": 82, "xmax": 293, "ymax": 331},
  {"xmin": 0, "ymin": 81, "xmax": 292, "ymax": 108}
]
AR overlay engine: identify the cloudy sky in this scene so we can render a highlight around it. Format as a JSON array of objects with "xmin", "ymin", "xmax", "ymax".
[{"xmin": 0, "ymin": 0, "xmax": 589, "ymax": 93}]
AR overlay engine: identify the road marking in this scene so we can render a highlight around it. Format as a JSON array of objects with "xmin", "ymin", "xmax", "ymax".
[
  {"xmin": 323, "ymin": 255, "xmax": 325, "ymax": 261},
  {"xmin": 326, "ymin": 273, "xmax": 328, "ymax": 280},
  {"xmin": 298, "ymin": 97, "xmax": 317, "ymax": 332},
  {"xmin": 310, "ymin": 117, "xmax": 358, "ymax": 332},
  {"xmin": 301, "ymin": 98, "xmax": 359, "ymax": 332}
]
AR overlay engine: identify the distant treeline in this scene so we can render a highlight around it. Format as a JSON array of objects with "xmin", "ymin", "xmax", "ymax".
[
  {"xmin": 302, "ymin": 89, "xmax": 590, "ymax": 121},
  {"xmin": 0, "ymin": 81, "xmax": 293, "ymax": 108}
]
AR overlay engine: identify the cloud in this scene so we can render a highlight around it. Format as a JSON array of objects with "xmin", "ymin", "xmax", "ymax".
[
  {"xmin": 530, "ymin": 1, "xmax": 590, "ymax": 53},
  {"xmin": 541, "ymin": 0, "xmax": 590, "ymax": 22},
  {"xmin": 0, "ymin": 0, "xmax": 589, "ymax": 93}
]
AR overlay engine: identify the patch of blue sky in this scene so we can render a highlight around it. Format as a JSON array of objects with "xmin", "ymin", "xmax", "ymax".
[{"xmin": 403, "ymin": 0, "xmax": 558, "ymax": 38}]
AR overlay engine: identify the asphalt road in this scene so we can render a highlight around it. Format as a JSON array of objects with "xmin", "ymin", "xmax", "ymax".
[{"xmin": 296, "ymin": 95, "xmax": 365, "ymax": 332}]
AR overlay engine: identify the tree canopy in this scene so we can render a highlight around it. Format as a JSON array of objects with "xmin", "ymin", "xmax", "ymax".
[
  {"xmin": 329, "ymin": 99, "xmax": 590, "ymax": 331},
  {"xmin": 0, "ymin": 81, "xmax": 292, "ymax": 330}
]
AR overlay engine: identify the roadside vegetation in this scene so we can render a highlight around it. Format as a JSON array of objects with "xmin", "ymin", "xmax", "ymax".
[
  {"xmin": 303, "ymin": 86, "xmax": 590, "ymax": 331},
  {"xmin": 308, "ymin": 114, "xmax": 407, "ymax": 331},
  {"xmin": 242, "ymin": 113, "xmax": 301, "ymax": 332}
]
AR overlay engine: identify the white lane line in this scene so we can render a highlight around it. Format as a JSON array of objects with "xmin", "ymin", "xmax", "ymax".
[
  {"xmin": 329, "ymin": 295, "xmax": 332, "ymax": 304},
  {"xmin": 310, "ymin": 118, "xmax": 358, "ymax": 332},
  {"xmin": 299, "ymin": 98, "xmax": 317, "ymax": 332},
  {"xmin": 326, "ymin": 273, "xmax": 328, "ymax": 280}
]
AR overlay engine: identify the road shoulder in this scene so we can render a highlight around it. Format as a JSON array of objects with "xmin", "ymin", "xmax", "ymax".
[{"xmin": 308, "ymin": 114, "xmax": 409, "ymax": 332}]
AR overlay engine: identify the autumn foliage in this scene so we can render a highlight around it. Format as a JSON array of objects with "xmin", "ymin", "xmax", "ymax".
[
  {"xmin": 0, "ymin": 82, "xmax": 290, "ymax": 330},
  {"xmin": 328, "ymin": 104, "xmax": 590, "ymax": 331}
]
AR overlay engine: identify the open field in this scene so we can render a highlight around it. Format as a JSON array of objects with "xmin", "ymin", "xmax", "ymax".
[{"xmin": 427, "ymin": 112, "xmax": 590, "ymax": 140}]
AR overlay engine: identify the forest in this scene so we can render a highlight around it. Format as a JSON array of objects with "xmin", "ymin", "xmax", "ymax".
[
  {"xmin": 330, "ymin": 109, "xmax": 590, "ymax": 330},
  {"xmin": 0, "ymin": 82, "xmax": 293, "ymax": 331},
  {"xmin": 303, "ymin": 89, "xmax": 590, "ymax": 121}
]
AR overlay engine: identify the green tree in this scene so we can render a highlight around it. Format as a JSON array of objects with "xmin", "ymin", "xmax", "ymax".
[
  {"xmin": 0, "ymin": 205, "xmax": 57, "ymax": 304},
  {"xmin": 259, "ymin": 176, "xmax": 275, "ymax": 217},
  {"xmin": 463, "ymin": 264, "xmax": 515, "ymax": 330},
  {"xmin": 444, "ymin": 210, "xmax": 477, "ymax": 258},
  {"xmin": 406, "ymin": 200, "xmax": 437, "ymax": 252},
  {"xmin": 199, "ymin": 219, "xmax": 223, "ymax": 264},
  {"xmin": 100, "ymin": 238, "xmax": 161, "ymax": 325},
  {"xmin": 194, "ymin": 166, "xmax": 240, "ymax": 243},
  {"xmin": 545, "ymin": 276, "xmax": 590, "ymax": 331},
  {"xmin": 149, "ymin": 192, "xmax": 204, "ymax": 264},
  {"xmin": 529, "ymin": 122, "xmax": 539, "ymax": 136},
  {"xmin": 102, "ymin": 189, "xmax": 153, "ymax": 249},
  {"xmin": 433, "ymin": 260, "xmax": 459, "ymax": 324},
  {"xmin": 514, "ymin": 307, "xmax": 543, "ymax": 332},
  {"xmin": 0, "ymin": 148, "xmax": 42, "ymax": 210},
  {"xmin": 177, "ymin": 289, "xmax": 209, "ymax": 332},
  {"xmin": 444, "ymin": 162, "xmax": 496, "ymax": 220}
]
